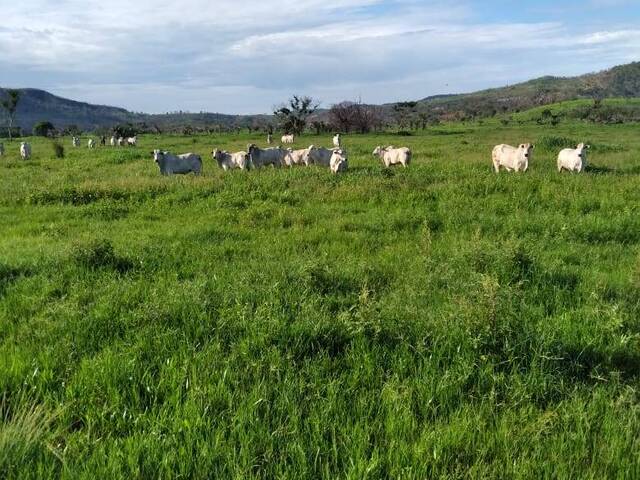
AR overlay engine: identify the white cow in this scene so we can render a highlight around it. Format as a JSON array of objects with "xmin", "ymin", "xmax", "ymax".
[
  {"xmin": 110, "ymin": 136, "xmax": 117, "ymax": 147},
  {"xmin": 281, "ymin": 134, "xmax": 295, "ymax": 144},
  {"xmin": 153, "ymin": 149, "xmax": 202, "ymax": 176},
  {"xmin": 283, "ymin": 147, "xmax": 310, "ymax": 167},
  {"xmin": 333, "ymin": 134, "xmax": 341, "ymax": 148},
  {"xmin": 117, "ymin": 137, "xmax": 125, "ymax": 147},
  {"xmin": 72, "ymin": 136, "xmax": 80, "ymax": 147},
  {"xmin": 0, "ymin": 143, "xmax": 4, "ymax": 156},
  {"xmin": 307, "ymin": 145, "xmax": 335, "ymax": 167},
  {"xmin": 213, "ymin": 149, "xmax": 249, "ymax": 171},
  {"xmin": 88, "ymin": 139, "xmax": 96, "ymax": 149},
  {"xmin": 558, "ymin": 143, "xmax": 589, "ymax": 173},
  {"xmin": 20, "ymin": 142, "xmax": 31, "ymax": 160},
  {"xmin": 267, "ymin": 134, "xmax": 273, "ymax": 145},
  {"xmin": 330, "ymin": 149, "xmax": 348, "ymax": 174},
  {"xmin": 373, "ymin": 146, "xmax": 411, "ymax": 168},
  {"xmin": 247, "ymin": 144, "xmax": 284, "ymax": 168},
  {"xmin": 126, "ymin": 136, "xmax": 137, "ymax": 147},
  {"xmin": 492, "ymin": 143, "xmax": 534, "ymax": 173}
]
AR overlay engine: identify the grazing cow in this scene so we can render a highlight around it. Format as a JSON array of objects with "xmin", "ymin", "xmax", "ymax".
[
  {"xmin": 307, "ymin": 145, "xmax": 335, "ymax": 167},
  {"xmin": 72, "ymin": 136, "xmax": 80, "ymax": 147},
  {"xmin": 283, "ymin": 147, "xmax": 310, "ymax": 167},
  {"xmin": 153, "ymin": 149, "xmax": 202, "ymax": 176},
  {"xmin": 20, "ymin": 142, "xmax": 31, "ymax": 160},
  {"xmin": 373, "ymin": 146, "xmax": 411, "ymax": 168},
  {"xmin": 110, "ymin": 136, "xmax": 117, "ymax": 147},
  {"xmin": 117, "ymin": 137, "xmax": 125, "ymax": 147},
  {"xmin": 267, "ymin": 134, "xmax": 273, "ymax": 145},
  {"xmin": 100, "ymin": 136, "xmax": 106, "ymax": 146},
  {"xmin": 247, "ymin": 144, "xmax": 284, "ymax": 168},
  {"xmin": 558, "ymin": 143, "xmax": 589, "ymax": 173},
  {"xmin": 330, "ymin": 149, "xmax": 348, "ymax": 174},
  {"xmin": 88, "ymin": 139, "xmax": 96, "ymax": 149},
  {"xmin": 333, "ymin": 133, "xmax": 341, "ymax": 148},
  {"xmin": 492, "ymin": 143, "xmax": 534, "ymax": 173},
  {"xmin": 0, "ymin": 143, "xmax": 4, "ymax": 156},
  {"xmin": 212, "ymin": 149, "xmax": 249, "ymax": 171},
  {"xmin": 281, "ymin": 134, "xmax": 295, "ymax": 144},
  {"xmin": 126, "ymin": 136, "xmax": 137, "ymax": 147}
]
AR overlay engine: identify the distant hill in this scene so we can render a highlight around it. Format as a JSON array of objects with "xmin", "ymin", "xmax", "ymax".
[
  {"xmin": 415, "ymin": 62, "xmax": 640, "ymax": 120},
  {"xmin": 2, "ymin": 62, "xmax": 640, "ymax": 132}
]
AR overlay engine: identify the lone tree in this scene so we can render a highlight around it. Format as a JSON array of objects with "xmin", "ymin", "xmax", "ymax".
[
  {"xmin": 1, "ymin": 89, "xmax": 21, "ymax": 141},
  {"xmin": 33, "ymin": 121, "xmax": 56, "ymax": 137},
  {"xmin": 274, "ymin": 95, "xmax": 319, "ymax": 135},
  {"xmin": 329, "ymin": 101, "xmax": 384, "ymax": 133}
]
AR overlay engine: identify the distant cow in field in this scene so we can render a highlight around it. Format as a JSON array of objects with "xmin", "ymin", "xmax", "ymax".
[
  {"xmin": 126, "ymin": 136, "xmax": 137, "ymax": 147},
  {"xmin": 492, "ymin": 143, "xmax": 534, "ymax": 173},
  {"xmin": 330, "ymin": 149, "xmax": 348, "ymax": 174},
  {"xmin": 247, "ymin": 144, "xmax": 284, "ymax": 168},
  {"xmin": 110, "ymin": 136, "xmax": 117, "ymax": 146},
  {"xmin": 333, "ymin": 134, "xmax": 341, "ymax": 148},
  {"xmin": 281, "ymin": 134, "xmax": 295, "ymax": 144},
  {"xmin": 558, "ymin": 143, "xmax": 589, "ymax": 173},
  {"xmin": 72, "ymin": 136, "xmax": 80, "ymax": 147},
  {"xmin": 20, "ymin": 142, "xmax": 31, "ymax": 160},
  {"xmin": 213, "ymin": 149, "xmax": 249, "ymax": 171},
  {"xmin": 117, "ymin": 137, "xmax": 125, "ymax": 147},
  {"xmin": 153, "ymin": 149, "xmax": 202, "ymax": 176},
  {"xmin": 373, "ymin": 146, "xmax": 411, "ymax": 168},
  {"xmin": 88, "ymin": 139, "xmax": 96, "ymax": 149},
  {"xmin": 100, "ymin": 136, "xmax": 106, "ymax": 146},
  {"xmin": 267, "ymin": 134, "xmax": 273, "ymax": 145},
  {"xmin": 283, "ymin": 147, "xmax": 310, "ymax": 167},
  {"xmin": 307, "ymin": 145, "xmax": 335, "ymax": 167}
]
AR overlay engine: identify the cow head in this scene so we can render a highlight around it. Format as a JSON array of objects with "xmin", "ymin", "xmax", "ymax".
[
  {"xmin": 519, "ymin": 143, "xmax": 534, "ymax": 160},
  {"xmin": 331, "ymin": 149, "xmax": 348, "ymax": 173},
  {"xmin": 373, "ymin": 146, "xmax": 383, "ymax": 157},
  {"xmin": 152, "ymin": 149, "xmax": 164, "ymax": 163}
]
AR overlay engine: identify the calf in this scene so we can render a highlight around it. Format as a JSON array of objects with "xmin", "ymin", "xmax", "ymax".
[
  {"xmin": 558, "ymin": 143, "xmax": 589, "ymax": 173},
  {"xmin": 153, "ymin": 149, "xmax": 202, "ymax": 176},
  {"xmin": 492, "ymin": 143, "xmax": 534, "ymax": 173},
  {"xmin": 213, "ymin": 149, "xmax": 249, "ymax": 171}
]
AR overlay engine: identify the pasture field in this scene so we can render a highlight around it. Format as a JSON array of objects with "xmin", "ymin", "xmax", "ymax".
[{"xmin": 2, "ymin": 121, "xmax": 640, "ymax": 478}]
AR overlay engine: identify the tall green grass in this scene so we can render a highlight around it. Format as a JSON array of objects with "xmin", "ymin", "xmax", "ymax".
[{"xmin": 1, "ymin": 122, "xmax": 640, "ymax": 478}]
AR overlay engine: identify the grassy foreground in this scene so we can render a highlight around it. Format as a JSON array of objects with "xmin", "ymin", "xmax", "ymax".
[{"xmin": 2, "ymin": 122, "xmax": 640, "ymax": 478}]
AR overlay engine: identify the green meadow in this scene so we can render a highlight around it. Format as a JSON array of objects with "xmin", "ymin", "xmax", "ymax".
[{"xmin": 2, "ymin": 119, "xmax": 640, "ymax": 478}]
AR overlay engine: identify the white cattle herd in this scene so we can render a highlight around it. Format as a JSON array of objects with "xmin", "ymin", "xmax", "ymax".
[{"xmin": 3, "ymin": 133, "xmax": 594, "ymax": 177}]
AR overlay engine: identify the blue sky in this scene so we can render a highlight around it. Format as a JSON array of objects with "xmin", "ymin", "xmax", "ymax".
[{"xmin": 0, "ymin": 0, "xmax": 638, "ymax": 114}]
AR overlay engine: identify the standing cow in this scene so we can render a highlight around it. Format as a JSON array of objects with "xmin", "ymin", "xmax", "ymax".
[
  {"xmin": 267, "ymin": 134, "xmax": 273, "ymax": 145},
  {"xmin": 110, "ymin": 136, "xmax": 117, "ymax": 147},
  {"xmin": 247, "ymin": 144, "xmax": 285, "ymax": 168},
  {"xmin": 283, "ymin": 147, "xmax": 311, "ymax": 167},
  {"xmin": 281, "ymin": 134, "xmax": 295, "ymax": 144},
  {"xmin": 307, "ymin": 145, "xmax": 335, "ymax": 167},
  {"xmin": 126, "ymin": 136, "xmax": 137, "ymax": 147},
  {"xmin": 492, "ymin": 143, "xmax": 534, "ymax": 173},
  {"xmin": 153, "ymin": 149, "xmax": 202, "ymax": 176},
  {"xmin": 212, "ymin": 149, "xmax": 250, "ymax": 171},
  {"xmin": 373, "ymin": 146, "xmax": 411, "ymax": 168},
  {"xmin": 333, "ymin": 134, "xmax": 341, "ymax": 148},
  {"xmin": 558, "ymin": 143, "xmax": 589, "ymax": 173},
  {"xmin": 330, "ymin": 149, "xmax": 348, "ymax": 174},
  {"xmin": 88, "ymin": 139, "xmax": 96, "ymax": 149},
  {"xmin": 72, "ymin": 136, "xmax": 80, "ymax": 147},
  {"xmin": 20, "ymin": 142, "xmax": 31, "ymax": 160}
]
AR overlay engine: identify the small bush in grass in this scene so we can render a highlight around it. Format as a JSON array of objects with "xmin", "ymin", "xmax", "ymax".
[
  {"xmin": 71, "ymin": 238, "xmax": 133, "ymax": 273},
  {"xmin": 51, "ymin": 141, "xmax": 64, "ymax": 159}
]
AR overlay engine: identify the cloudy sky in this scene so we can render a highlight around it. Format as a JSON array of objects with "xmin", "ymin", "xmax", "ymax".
[{"xmin": 1, "ymin": 0, "xmax": 639, "ymax": 114}]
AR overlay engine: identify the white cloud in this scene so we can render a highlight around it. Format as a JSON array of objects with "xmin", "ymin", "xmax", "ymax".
[{"xmin": 0, "ymin": 0, "xmax": 638, "ymax": 113}]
